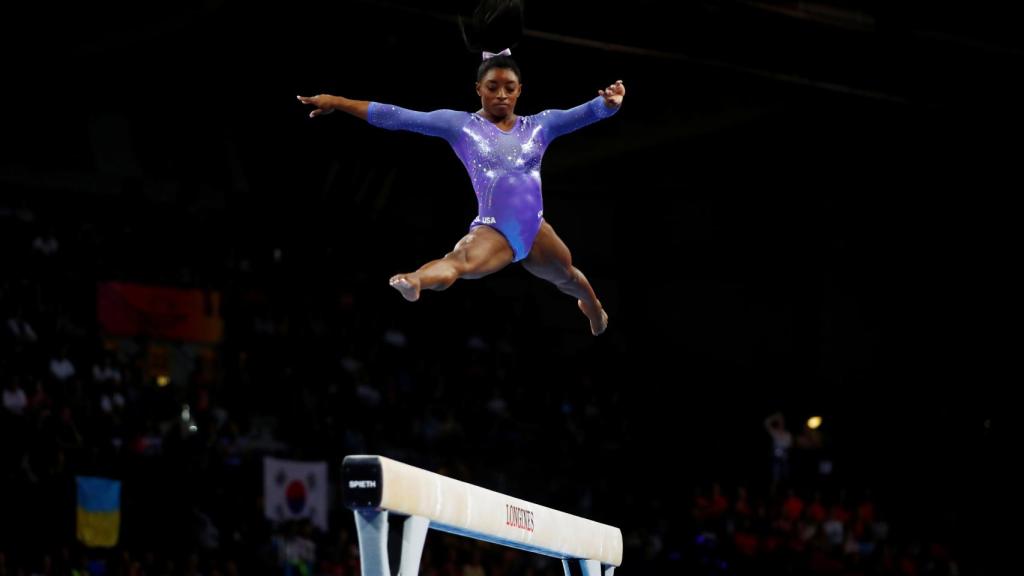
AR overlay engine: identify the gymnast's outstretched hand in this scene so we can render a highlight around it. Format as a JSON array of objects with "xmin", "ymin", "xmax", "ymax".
[
  {"xmin": 296, "ymin": 94, "xmax": 371, "ymax": 121},
  {"xmin": 598, "ymin": 80, "xmax": 625, "ymax": 109}
]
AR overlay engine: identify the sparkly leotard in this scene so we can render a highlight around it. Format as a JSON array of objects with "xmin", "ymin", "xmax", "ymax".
[{"xmin": 367, "ymin": 96, "xmax": 618, "ymax": 261}]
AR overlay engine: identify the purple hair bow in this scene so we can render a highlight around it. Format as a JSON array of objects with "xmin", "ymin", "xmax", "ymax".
[{"xmin": 482, "ymin": 48, "xmax": 512, "ymax": 60}]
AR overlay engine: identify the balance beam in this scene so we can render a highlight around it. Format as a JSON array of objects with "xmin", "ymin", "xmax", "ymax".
[{"xmin": 342, "ymin": 455, "xmax": 622, "ymax": 576}]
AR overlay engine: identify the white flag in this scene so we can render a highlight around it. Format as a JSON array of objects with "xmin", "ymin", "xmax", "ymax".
[{"xmin": 263, "ymin": 456, "xmax": 329, "ymax": 531}]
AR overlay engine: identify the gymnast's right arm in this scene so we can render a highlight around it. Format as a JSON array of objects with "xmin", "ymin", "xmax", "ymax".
[
  {"xmin": 297, "ymin": 94, "xmax": 369, "ymax": 120},
  {"xmin": 297, "ymin": 94, "xmax": 463, "ymax": 141}
]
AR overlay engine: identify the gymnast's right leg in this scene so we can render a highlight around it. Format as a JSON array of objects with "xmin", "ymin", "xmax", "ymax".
[{"xmin": 389, "ymin": 226, "xmax": 514, "ymax": 301}]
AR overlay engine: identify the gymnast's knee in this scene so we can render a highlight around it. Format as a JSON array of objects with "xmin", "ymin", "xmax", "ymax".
[
  {"xmin": 442, "ymin": 248, "xmax": 473, "ymax": 277},
  {"xmin": 551, "ymin": 264, "xmax": 578, "ymax": 286}
]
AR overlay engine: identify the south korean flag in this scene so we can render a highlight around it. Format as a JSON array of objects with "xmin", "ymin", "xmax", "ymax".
[{"xmin": 263, "ymin": 456, "xmax": 328, "ymax": 530}]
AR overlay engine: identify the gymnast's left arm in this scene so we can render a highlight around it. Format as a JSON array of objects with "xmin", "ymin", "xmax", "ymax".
[{"xmin": 542, "ymin": 80, "xmax": 625, "ymax": 140}]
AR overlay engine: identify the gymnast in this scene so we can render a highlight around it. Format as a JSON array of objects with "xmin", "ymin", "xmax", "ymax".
[{"xmin": 297, "ymin": 7, "xmax": 624, "ymax": 335}]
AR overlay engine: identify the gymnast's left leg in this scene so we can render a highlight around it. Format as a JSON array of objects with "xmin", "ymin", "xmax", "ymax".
[{"xmin": 521, "ymin": 221, "xmax": 608, "ymax": 336}]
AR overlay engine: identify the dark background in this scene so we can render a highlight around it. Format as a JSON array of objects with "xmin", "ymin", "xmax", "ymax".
[{"xmin": 1, "ymin": 1, "xmax": 1016, "ymax": 574}]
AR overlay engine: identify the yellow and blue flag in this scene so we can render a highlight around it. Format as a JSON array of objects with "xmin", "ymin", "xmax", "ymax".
[{"xmin": 76, "ymin": 476, "xmax": 121, "ymax": 548}]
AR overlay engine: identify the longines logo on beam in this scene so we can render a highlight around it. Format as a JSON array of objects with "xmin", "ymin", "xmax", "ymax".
[{"xmin": 506, "ymin": 504, "xmax": 535, "ymax": 532}]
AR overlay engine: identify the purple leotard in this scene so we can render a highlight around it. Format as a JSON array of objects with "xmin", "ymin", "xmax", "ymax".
[{"xmin": 367, "ymin": 96, "xmax": 618, "ymax": 261}]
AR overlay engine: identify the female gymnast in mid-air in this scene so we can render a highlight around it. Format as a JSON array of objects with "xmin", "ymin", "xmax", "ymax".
[{"xmin": 297, "ymin": 1, "xmax": 624, "ymax": 335}]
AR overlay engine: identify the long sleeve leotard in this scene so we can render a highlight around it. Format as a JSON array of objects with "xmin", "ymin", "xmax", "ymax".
[{"xmin": 367, "ymin": 96, "xmax": 618, "ymax": 261}]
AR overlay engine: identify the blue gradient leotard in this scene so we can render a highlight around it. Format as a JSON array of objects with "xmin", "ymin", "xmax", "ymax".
[{"xmin": 367, "ymin": 96, "xmax": 618, "ymax": 261}]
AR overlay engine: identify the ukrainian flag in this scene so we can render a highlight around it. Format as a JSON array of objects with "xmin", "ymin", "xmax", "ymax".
[{"xmin": 76, "ymin": 476, "xmax": 121, "ymax": 548}]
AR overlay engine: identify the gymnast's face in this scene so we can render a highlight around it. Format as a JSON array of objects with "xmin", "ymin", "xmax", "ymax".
[{"xmin": 476, "ymin": 67, "xmax": 521, "ymax": 120}]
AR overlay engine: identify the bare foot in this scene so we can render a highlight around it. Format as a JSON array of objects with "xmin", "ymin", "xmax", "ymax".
[
  {"xmin": 578, "ymin": 299, "xmax": 608, "ymax": 336},
  {"xmin": 389, "ymin": 275, "xmax": 421, "ymax": 302}
]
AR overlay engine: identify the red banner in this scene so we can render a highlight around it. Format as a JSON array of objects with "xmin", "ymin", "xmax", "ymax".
[{"xmin": 97, "ymin": 282, "xmax": 223, "ymax": 343}]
